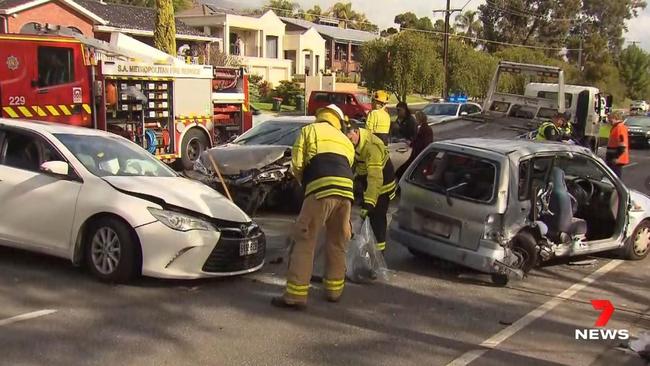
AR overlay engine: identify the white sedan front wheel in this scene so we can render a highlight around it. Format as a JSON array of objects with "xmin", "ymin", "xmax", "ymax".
[
  {"xmin": 85, "ymin": 217, "xmax": 140, "ymax": 282},
  {"xmin": 624, "ymin": 221, "xmax": 650, "ymax": 260}
]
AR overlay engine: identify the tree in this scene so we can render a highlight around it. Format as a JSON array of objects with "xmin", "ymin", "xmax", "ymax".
[
  {"xmin": 394, "ymin": 12, "xmax": 434, "ymax": 31},
  {"xmin": 360, "ymin": 32, "xmax": 441, "ymax": 102},
  {"xmin": 447, "ymin": 40, "xmax": 496, "ymax": 98},
  {"xmin": 154, "ymin": 0, "xmax": 176, "ymax": 55},
  {"xmin": 454, "ymin": 10, "xmax": 482, "ymax": 39},
  {"xmin": 329, "ymin": 2, "xmax": 355, "ymax": 23},
  {"xmin": 327, "ymin": 2, "xmax": 377, "ymax": 32},
  {"xmin": 618, "ymin": 45, "xmax": 650, "ymax": 100},
  {"xmin": 380, "ymin": 27, "xmax": 398, "ymax": 37},
  {"xmin": 264, "ymin": 0, "xmax": 298, "ymax": 17},
  {"xmin": 300, "ymin": 5, "xmax": 323, "ymax": 22}
]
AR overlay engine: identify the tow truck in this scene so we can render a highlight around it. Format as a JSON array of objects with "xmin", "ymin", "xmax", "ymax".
[
  {"xmin": 0, "ymin": 27, "xmax": 252, "ymax": 169},
  {"xmin": 479, "ymin": 61, "xmax": 611, "ymax": 152}
]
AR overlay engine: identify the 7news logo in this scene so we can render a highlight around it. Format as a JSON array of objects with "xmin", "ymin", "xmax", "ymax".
[{"xmin": 575, "ymin": 300, "xmax": 630, "ymax": 340}]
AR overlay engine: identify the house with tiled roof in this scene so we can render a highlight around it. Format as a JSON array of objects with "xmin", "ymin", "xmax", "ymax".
[
  {"xmin": 177, "ymin": 1, "xmax": 304, "ymax": 85},
  {"xmin": 0, "ymin": 0, "xmax": 218, "ymax": 56},
  {"xmin": 281, "ymin": 17, "xmax": 379, "ymax": 77}
]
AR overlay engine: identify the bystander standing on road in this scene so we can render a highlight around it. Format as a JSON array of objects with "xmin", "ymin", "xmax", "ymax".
[
  {"xmin": 365, "ymin": 90, "xmax": 391, "ymax": 145},
  {"xmin": 344, "ymin": 122, "xmax": 396, "ymax": 252},
  {"xmin": 606, "ymin": 110, "xmax": 630, "ymax": 178},
  {"xmin": 395, "ymin": 111, "xmax": 433, "ymax": 180},
  {"xmin": 393, "ymin": 102, "xmax": 417, "ymax": 142},
  {"xmin": 272, "ymin": 105, "xmax": 355, "ymax": 309}
]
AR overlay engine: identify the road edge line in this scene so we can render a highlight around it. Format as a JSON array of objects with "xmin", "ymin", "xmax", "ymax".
[
  {"xmin": 0, "ymin": 309, "xmax": 58, "ymax": 327},
  {"xmin": 445, "ymin": 259, "xmax": 623, "ymax": 366}
]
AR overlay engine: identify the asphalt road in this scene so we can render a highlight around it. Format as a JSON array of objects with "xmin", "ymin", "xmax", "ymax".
[{"xmin": 0, "ymin": 121, "xmax": 648, "ymax": 366}]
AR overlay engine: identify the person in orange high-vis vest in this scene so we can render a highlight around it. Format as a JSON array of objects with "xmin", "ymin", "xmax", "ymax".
[{"xmin": 605, "ymin": 111, "xmax": 629, "ymax": 178}]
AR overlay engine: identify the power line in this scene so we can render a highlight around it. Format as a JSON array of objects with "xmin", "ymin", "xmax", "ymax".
[
  {"xmin": 399, "ymin": 26, "xmax": 581, "ymax": 51},
  {"xmin": 483, "ymin": 0, "xmax": 573, "ymax": 22},
  {"xmin": 460, "ymin": 0, "xmax": 475, "ymax": 11}
]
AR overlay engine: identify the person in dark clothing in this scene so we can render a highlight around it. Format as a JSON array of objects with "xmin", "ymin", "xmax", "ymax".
[
  {"xmin": 393, "ymin": 102, "xmax": 417, "ymax": 141},
  {"xmin": 396, "ymin": 111, "xmax": 433, "ymax": 180}
]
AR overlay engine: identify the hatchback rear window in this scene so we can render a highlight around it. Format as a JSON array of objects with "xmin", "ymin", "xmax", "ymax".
[{"xmin": 408, "ymin": 150, "xmax": 498, "ymax": 203}]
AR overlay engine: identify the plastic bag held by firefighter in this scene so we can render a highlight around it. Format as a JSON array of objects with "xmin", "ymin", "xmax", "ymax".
[{"xmin": 346, "ymin": 218, "xmax": 389, "ymax": 283}]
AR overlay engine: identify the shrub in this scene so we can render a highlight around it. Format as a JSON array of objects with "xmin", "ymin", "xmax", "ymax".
[
  {"xmin": 249, "ymin": 74, "xmax": 263, "ymax": 86},
  {"xmin": 258, "ymin": 81, "xmax": 274, "ymax": 101},
  {"xmin": 273, "ymin": 80, "xmax": 304, "ymax": 106}
]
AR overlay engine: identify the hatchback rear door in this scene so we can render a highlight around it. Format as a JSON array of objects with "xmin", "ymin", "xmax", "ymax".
[{"xmin": 400, "ymin": 144, "xmax": 508, "ymax": 251}]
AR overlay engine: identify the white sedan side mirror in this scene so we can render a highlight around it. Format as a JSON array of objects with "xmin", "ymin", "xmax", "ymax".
[
  {"xmin": 40, "ymin": 161, "xmax": 69, "ymax": 176},
  {"xmin": 460, "ymin": 112, "xmax": 468, "ymax": 116}
]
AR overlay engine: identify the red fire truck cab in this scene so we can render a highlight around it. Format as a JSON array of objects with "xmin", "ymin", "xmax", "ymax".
[{"xmin": 0, "ymin": 33, "xmax": 252, "ymax": 170}]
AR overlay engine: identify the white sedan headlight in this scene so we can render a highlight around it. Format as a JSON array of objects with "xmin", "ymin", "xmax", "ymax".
[{"xmin": 148, "ymin": 208, "xmax": 213, "ymax": 232}]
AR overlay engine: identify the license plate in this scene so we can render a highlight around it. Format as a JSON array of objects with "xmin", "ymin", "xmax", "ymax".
[
  {"xmin": 423, "ymin": 219, "xmax": 451, "ymax": 238},
  {"xmin": 239, "ymin": 239, "xmax": 258, "ymax": 256}
]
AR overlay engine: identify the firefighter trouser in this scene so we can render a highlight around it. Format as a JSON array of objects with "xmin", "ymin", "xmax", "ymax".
[
  {"xmin": 284, "ymin": 194, "xmax": 352, "ymax": 304},
  {"xmin": 368, "ymin": 193, "xmax": 390, "ymax": 251}
]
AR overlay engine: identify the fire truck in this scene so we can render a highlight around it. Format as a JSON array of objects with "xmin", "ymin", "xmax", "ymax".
[{"xmin": 0, "ymin": 30, "xmax": 252, "ymax": 170}]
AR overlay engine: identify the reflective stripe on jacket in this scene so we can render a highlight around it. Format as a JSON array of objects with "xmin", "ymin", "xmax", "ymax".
[
  {"xmin": 365, "ymin": 107, "xmax": 391, "ymax": 139},
  {"xmin": 536, "ymin": 122, "xmax": 560, "ymax": 141},
  {"xmin": 355, "ymin": 128, "xmax": 396, "ymax": 207},
  {"xmin": 292, "ymin": 122, "xmax": 355, "ymax": 200},
  {"xmin": 607, "ymin": 122, "xmax": 630, "ymax": 165}
]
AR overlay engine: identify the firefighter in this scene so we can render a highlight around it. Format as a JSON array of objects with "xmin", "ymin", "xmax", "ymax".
[
  {"xmin": 365, "ymin": 90, "xmax": 391, "ymax": 145},
  {"xmin": 344, "ymin": 122, "xmax": 397, "ymax": 252},
  {"xmin": 606, "ymin": 110, "xmax": 629, "ymax": 178},
  {"xmin": 536, "ymin": 113, "xmax": 568, "ymax": 142},
  {"xmin": 272, "ymin": 104, "xmax": 355, "ymax": 309}
]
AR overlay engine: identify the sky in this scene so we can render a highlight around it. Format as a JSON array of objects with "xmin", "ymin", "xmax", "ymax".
[{"xmin": 235, "ymin": 0, "xmax": 650, "ymax": 51}]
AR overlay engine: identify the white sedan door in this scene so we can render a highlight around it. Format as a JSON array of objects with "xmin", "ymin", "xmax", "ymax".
[{"xmin": 0, "ymin": 128, "xmax": 82, "ymax": 256}]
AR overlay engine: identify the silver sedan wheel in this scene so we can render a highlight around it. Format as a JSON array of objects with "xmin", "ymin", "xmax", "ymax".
[
  {"xmin": 91, "ymin": 227, "xmax": 121, "ymax": 275},
  {"xmin": 633, "ymin": 227, "xmax": 650, "ymax": 257}
]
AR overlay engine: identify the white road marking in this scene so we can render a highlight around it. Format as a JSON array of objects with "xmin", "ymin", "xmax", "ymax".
[
  {"xmin": 445, "ymin": 259, "xmax": 623, "ymax": 366},
  {"xmin": 0, "ymin": 309, "xmax": 57, "ymax": 327},
  {"xmin": 475, "ymin": 124, "xmax": 487, "ymax": 130},
  {"xmin": 624, "ymin": 162, "xmax": 638, "ymax": 168}
]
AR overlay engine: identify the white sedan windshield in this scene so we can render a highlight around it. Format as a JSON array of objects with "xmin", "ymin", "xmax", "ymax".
[{"xmin": 55, "ymin": 133, "xmax": 177, "ymax": 177}]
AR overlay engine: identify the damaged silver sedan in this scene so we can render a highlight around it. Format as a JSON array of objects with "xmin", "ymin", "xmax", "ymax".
[
  {"xmin": 191, "ymin": 117, "xmax": 412, "ymax": 214},
  {"xmin": 390, "ymin": 138, "xmax": 650, "ymax": 285}
]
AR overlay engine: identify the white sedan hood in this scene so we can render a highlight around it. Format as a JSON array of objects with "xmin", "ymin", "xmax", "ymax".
[{"xmin": 103, "ymin": 176, "xmax": 250, "ymax": 223}]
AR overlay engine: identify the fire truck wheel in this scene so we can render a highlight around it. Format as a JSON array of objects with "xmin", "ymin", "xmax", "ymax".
[
  {"xmin": 85, "ymin": 217, "xmax": 140, "ymax": 283},
  {"xmin": 181, "ymin": 128, "xmax": 210, "ymax": 170}
]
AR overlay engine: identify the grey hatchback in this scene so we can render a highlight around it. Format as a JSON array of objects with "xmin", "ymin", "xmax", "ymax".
[{"xmin": 390, "ymin": 138, "xmax": 650, "ymax": 285}]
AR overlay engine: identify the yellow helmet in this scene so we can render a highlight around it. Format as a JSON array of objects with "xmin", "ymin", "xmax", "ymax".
[
  {"xmin": 316, "ymin": 104, "xmax": 346, "ymax": 131},
  {"xmin": 373, "ymin": 90, "xmax": 390, "ymax": 104}
]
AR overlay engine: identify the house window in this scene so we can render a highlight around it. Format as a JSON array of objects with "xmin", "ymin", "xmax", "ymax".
[
  {"xmin": 266, "ymin": 35, "xmax": 278, "ymax": 59},
  {"xmin": 38, "ymin": 46, "xmax": 74, "ymax": 87}
]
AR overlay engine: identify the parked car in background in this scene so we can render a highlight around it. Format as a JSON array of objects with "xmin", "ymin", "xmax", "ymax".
[
  {"xmin": 391, "ymin": 138, "xmax": 650, "ymax": 285},
  {"xmin": 192, "ymin": 117, "xmax": 411, "ymax": 214},
  {"xmin": 0, "ymin": 119, "xmax": 265, "ymax": 282},
  {"xmin": 421, "ymin": 102, "xmax": 482, "ymax": 125},
  {"xmin": 625, "ymin": 115, "xmax": 650, "ymax": 148},
  {"xmin": 307, "ymin": 91, "xmax": 372, "ymax": 121}
]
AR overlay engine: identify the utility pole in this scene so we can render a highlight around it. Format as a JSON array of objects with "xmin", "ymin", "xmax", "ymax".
[
  {"xmin": 577, "ymin": 22, "xmax": 583, "ymax": 72},
  {"xmin": 433, "ymin": 2, "xmax": 462, "ymax": 100}
]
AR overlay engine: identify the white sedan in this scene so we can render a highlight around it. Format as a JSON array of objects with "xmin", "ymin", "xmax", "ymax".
[
  {"xmin": 422, "ymin": 102, "xmax": 483, "ymax": 125},
  {"xmin": 0, "ymin": 119, "xmax": 265, "ymax": 281}
]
